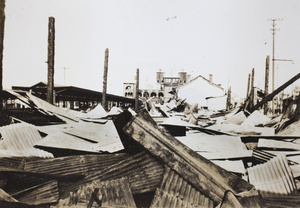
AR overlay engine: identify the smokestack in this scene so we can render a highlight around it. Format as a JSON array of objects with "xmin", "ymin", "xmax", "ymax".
[{"xmin": 209, "ymin": 74, "xmax": 213, "ymax": 83}]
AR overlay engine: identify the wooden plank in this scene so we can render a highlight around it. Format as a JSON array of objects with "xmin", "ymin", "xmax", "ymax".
[{"xmin": 121, "ymin": 111, "xmax": 263, "ymax": 205}]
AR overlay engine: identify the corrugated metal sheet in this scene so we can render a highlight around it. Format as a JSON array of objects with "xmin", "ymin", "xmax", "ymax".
[
  {"xmin": 258, "ymin": 138, "xmax": 300, "ymax": 150},
  {"xmin": 176, "ymin": 132, "xmax": 248, "ymax": 155},
  {"xmin": 247, "ymin": 154, "xmax": 297, "ymax": 197},
  {"xmin": 24, "ymin": 153, "xmax": 129, "ymax": 178},
  {"xmin": 11, "ymin": 180, "xmax": 59, "ymax": 205},
  {"xmin": 26, "ymin": 92, "xmax": 80, "ymax": 122},
  {"xmin": 0, "ymin": 157, "xmax": 26, "ymax": 171},
  {"xmin": 211, "ymin": 160, "xmax": 246, "ymax": 174},
  {"xmin": 63, "ymin": 120, "xmax": 124, "ymax": 152},
  {"xmin": 35, "ymin": 132, "xmax": 107, "ymax": 154},
  {"xmin": 277, "ymin": 120, "xmax": 300, "ymax": 136},
  {"xmin": 60, "ymin": 151, "xmax": 164, "ymax": 196},
  {"xmin": 253, "ymin": 149, "xmax": 298, "ymax": 165},
  {"xmin": 121, "ymin": 110, "xmax": 263, "ymax": 206},
  {"xmin": 263, "ymin": 196, "xmax": 300, "ymax": 208},
  {"xmin": 55, "ymin": 177, "xmax": 136, "ymax": 208},
  {"xmin": 0, "ymin": 123, "xmax": 53, "ymax": 158},
  {"xmin": 223, "ymin": 111, "xmax": 246, "ymax": 125},
  {"xmin": 150, "ymin": 166, "xmax": 214, "ymax": 208}
]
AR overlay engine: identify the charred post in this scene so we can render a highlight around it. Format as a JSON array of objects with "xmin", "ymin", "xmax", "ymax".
[
  {"xmin": 226, "ymin": 86, "xmax": 231, "ymax": 111},
  {"xmin": 47, "ymin": 17, "xmax": 55, "ymax": 104},
  {"xmin": 0, "ymin": 0, "xmax": 5, "ymax": 111},
  {"xmin": 246, "ymin": 73, "xmax": 251, "ymax": 99},
  {"xmin": 135, "ymin": 68, "xmax": 139, "ymax": 111},
  {"xmin": 250, "ymin": 68, "xmax": 255, "ymax": 108},
  {"xmin": 264, "ymin": 56, "xmax": 270, "ymax": 114},
  {"xmin": 102, "ymin": 48, "xmax": 109, "ymax": 110}
]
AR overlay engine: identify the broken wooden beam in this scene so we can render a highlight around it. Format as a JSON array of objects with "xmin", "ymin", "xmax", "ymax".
[
  {"xmin": 249, "ymin": 73, "xmax": 300, "ymax": 113},
  {"xmin": 120, "ymin": 110, "xmax": 266, "ymax": 206}
]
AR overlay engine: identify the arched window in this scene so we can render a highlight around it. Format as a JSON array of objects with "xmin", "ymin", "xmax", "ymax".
[
  {"xmin": 158, "ymin": 92, "xmax": 164, "ymax": 97},
  {"xmin": 151, "ymin": 92, "xmax": 157, "ymax": 97},
  {"xmin": 143, "ymin": 92, "xmax": 149, "ymax": 98}
]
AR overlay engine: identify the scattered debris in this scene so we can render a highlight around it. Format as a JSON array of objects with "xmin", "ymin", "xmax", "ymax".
[{"xmin": 0, "ymin": 80, "xmax": 299, "ymax": 207}]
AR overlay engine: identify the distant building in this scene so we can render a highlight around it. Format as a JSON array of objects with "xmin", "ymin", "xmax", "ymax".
[
  {"xmin": 123, "ymin": 70, "xmax": 192, "ymax": 103},
  {"xmin": 123, "ymin": 70, "xmax": 226, "ymax": 110},
  {"xmin": 10, "ymin": 82, "xmax": 134, "ymax": 111}
]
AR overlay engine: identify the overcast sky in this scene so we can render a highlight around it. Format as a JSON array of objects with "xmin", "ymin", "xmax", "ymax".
[{"xmin": 3, "ymin": 0, "xmax": 300, "ymax": 98}]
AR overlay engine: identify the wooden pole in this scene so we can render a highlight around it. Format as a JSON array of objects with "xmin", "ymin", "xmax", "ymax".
[
  {"xmin": 226, "ymin": 86, "xmax": 231, "ymax": 111},
  {"xmin": 0, "ymin": 0, "xmax": 5, "ymax": 112},
  {"xmin": 135, "ymin": 68, "xmax": 139, "ymax": 111},
  {"xmin": 249, "ymin": 73, "xmax": 300, "ymax": 113},
  {"xmin": 264, "ymin": 56, "xmax": 270, "ymax": 114},
  {"xmin": 250, "ymin": 68, "xmax": 255, "ymax": 108},
  {"xmin": 47, "ymin": 17, "xmax": 55, "ymax": 104},
  {"xmin": 246, "ymin": 73, "xmax": 251, "ymax": 99},
  {"xmin": 102, "ymin": 48, "xmax": 109, "ymax": 110}
]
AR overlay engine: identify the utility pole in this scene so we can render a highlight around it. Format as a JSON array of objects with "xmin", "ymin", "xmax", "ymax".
[
  {"xmin": 135, "ymin": 68, "xmax": 139, "ymax": 111},
  {"xmin": 264, "ymin": 56, "xmax": 270, "ymax": 115},
  {"xmin": 47, "ymin": 17, "xmax": 55, "ymax": 104},
  {"xmin": 246, "ymin": 73, "xmax": 251, "ymax": 99},
  {"xmin": 102, "ymin": 48, "xmax": 109, "ymax": 110},
  {"xmin": 0, "ymin": 0, "xmax": 5, "ymax": 112},
  {"xmin": 250, "ymin": 68, "xmax": 255, "ymax": 108},
  {"xmin": 269, "ymin": 18, "xmax": 282, "ymax": 114}
]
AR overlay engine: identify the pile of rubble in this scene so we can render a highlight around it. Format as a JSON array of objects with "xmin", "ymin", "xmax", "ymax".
[{"xmin": 0, "ymin": 90, "xmax": 299, "ymax": 207}]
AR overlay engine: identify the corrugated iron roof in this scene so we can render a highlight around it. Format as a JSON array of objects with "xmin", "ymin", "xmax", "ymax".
[
  {"xmin": 263, "ymin": 196, "xmax": 300, "ymax": 208},
  {"xmin": 253, "ymin": 149, "xmax": 298, "ymax": 165},
  {"xmin": 35, "ymin": 132, "xmax": 115, "ymax": 154},
  {"xmin": 223, "ymin": 111, "xmax": 246, "ymax": 125},
  {"xmin": 150, "ymin": 166, "xmax": 214, "ymax": 208},
  {"xmin": 11, "ymin": 180, "xmax": 59, "ymax": 206},
  {"xmin": 247, "ymin": 154, "xmax": 297, "ymax": 197},
  {"xmin": 55, "ymin": 177, "xmax": 136, "ymax": 207},
  {"xmin": 63, "ymin": 120, "xmax": 124, "ymax": 152},
  {"xmin": 0, "ymin": 123, "xmax": 53, "ymax": 158},
  {"xmin": 60, "ymin": 151, "xmax": 164, "ymax": 196},
  {"xmin": 277, "ymin": 120, "xmax": 300, "ymax": 136},
  {"xmin": 26, "ymin": 92, "xmax": 80, "ymax": 122},
  {"xmin": 257, "ymin": 138, "xmax": 300, "ymax": 150},
  {"xmin": 120, "ymin": 110, "xmax": 266, "ymax": 206},
  {"xmin": 24, "ymin": 153, "xmax": 129, "ymax": 178}
]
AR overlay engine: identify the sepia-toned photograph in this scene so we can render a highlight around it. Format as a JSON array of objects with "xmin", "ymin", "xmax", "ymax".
[{"xmin": 0, "ymin": 0, "xmax": 299, "ymax": 207}]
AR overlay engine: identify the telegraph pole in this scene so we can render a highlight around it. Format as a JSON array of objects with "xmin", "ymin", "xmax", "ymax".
[
  {"xmin": 268, "ymin": 18, "xmax": 282, "ymax": 114},
  {"xmin": 264, "ymin": 56, "xmax": 270, "ymax": 115},
  {"xmin": 102, "ymin": 48, "xmax": 109, "ymax": 110},
  {"xmin": 0, "ymin": 0, "xmax": 5, "ymax": 112},
  {"xmin": 47, "ymin": 17, "xmax": 55, "ymax": 104},
  {"xmin": 135, "ymin": 68, "xmax": 139, "ymax": 111}
]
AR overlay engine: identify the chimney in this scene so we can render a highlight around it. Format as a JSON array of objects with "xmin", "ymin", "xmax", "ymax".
[{"xmin": 209, "ymin": 74, "xmax": 213, "ymax": 83}]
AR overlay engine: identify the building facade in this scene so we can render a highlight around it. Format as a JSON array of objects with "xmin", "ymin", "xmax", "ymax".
[{"xmin": 123, "ymin": 70, "xmax": 191, "ymax": 103}]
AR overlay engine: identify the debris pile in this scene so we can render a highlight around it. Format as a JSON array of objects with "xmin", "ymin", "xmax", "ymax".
[{"xmin": 0, "ymin": 88, "xmax": 299, "ymax": 207}]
